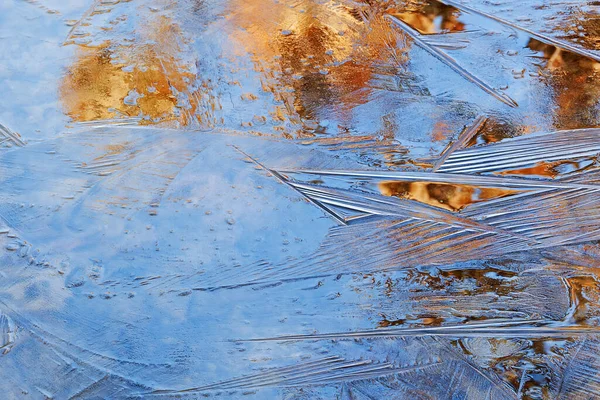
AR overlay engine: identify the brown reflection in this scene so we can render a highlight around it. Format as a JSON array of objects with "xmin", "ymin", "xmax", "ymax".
[
  {"xmin": 466, "ymin": 118, "xmax": 542, "ymax": 146},
  {"xmin": 497, "ymin": 161, "xmax": 560, "ymax": 179},
  {"xmin": 366, "ymin": 265, "xmax": 572, "ymax": 396},
  {"xmin": 526, "ymin": 37, "xmax": 600, "ymax": 130},
  {"xmin": 558, "ymin": 11, "xmax": 600, "ymax": 53},
  {"xmin": 395, "ymin": 3, "xmax": 600, "ymax": 143},
  {"xmin": 567, "ymin": 275, "xmax": 600, "ymax": 324},
  {"xmin": 60, "ymin": 16, "xmax": 204, "ymax": 126},
  {"xmin": 527, "ymin": 38, "xmax": 600, "ymax": 71},
  {"xmin": 378, "ymin": 180, "xmax": 518, "ymax": 211},
  {"xmin": 225, "ymin": 0, "xmax": 414, "ymax": 139},
  {"xmin": 393, "ymin": 0, "xmax": 466, "ymax": 34},
  {"xmin": 497, "ymin": 158, "xmax": 597, "ymax": 178}
]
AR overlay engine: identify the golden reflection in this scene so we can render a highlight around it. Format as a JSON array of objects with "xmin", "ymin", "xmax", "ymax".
[
  {"xmin": 225, "ymin": 0, "xmax": 411, "ymax": 138},
  {"xmin": 497, "ymin": 161, "xmax": 560, "ymax": 179},
  {"xmin": 528, "ymin": 39, "xmax": 600, "ymax": 71},
  {"xmin": 496, "ymin": 158, "xmax": 597, "ymax": 178},
  {"xmin": 393, "ymin": 0, "xmax": 465, "ymax": 34},
  {"xmin": 558, "ymin": 11, "xmax": 600, "ymax": 54},
  {"xmin": 431, "ymin": 120, "xmax": 453, "ymax": 142},
  {"xmin": 396, "ymin": 1, "xmax": 600, "ymax": 141},
  {"xmin": 374, "ymin": 267, "xmax": 524, "ymax": 328},
  {"xmin": 465, "ymin": 118, "xmax": 540, "ymax": 146},
  {"xmin": 378, "ymin": 181, "xmax": 518, "ymax": 211},
  {"xmin": 567, "ymin": 275, "xmax": 600, "ymax": 324},
  {"xmin": 59, "ymin": 0, "xmax": 600, "ymax": 159},
  {"xmin": 60, "ymin": 15, "xmax": 203, "ymax": 126},
  {"xmin": 526, "ymin": 37, "xmax": 600, "ymax": 130}
]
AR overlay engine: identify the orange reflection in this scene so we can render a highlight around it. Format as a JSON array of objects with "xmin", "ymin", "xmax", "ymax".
[
  {"xmin": 379, "ymin": 181, "xmax": 518, "ymax": 211},
  {"xmin": 528, "ymin": 39, "xmax": 600, "ymax": 71},
  {"xmin": 393, "ymin": 0, "xmax": 466, "ymax": 34},
  {"xmin": 557, "ymin": 12, "xmax": 600, "ymax": 58},
  {"xmin": 225, "ymin": 0, "xmax": 411, "ymax": 137},
  {"xmin": 497, "ymin": 161, "xmax": 560, "ymax": 178},
  {"xmin": 526, "ymin": 36, "xmax": 600, "ymax": 130},
  {"xmin": 568, "ymin": 275, "xmax": 600, "ymax": 324},
  {"xmin": 60, "ymin": 15, "xmax": 206, "ymax": 126},
  {"xmin": 497, "ymin": 158, "xmax": 596, "ymax": 179}
]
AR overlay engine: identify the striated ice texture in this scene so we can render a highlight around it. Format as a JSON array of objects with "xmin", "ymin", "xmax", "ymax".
[{"xmin": 2, "ymin": 0, "xmax": 600, "ymax": 398}]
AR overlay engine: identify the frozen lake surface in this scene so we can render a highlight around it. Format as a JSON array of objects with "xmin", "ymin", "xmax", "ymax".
[{"xmin": 2, "ymin": 0, "xmax": 600, "ymax": 398}]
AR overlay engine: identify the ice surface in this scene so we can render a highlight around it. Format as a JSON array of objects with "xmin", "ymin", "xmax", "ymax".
[{"xmin": 2, "ymin": 0, "xmax": 600, "ymax": 398}]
